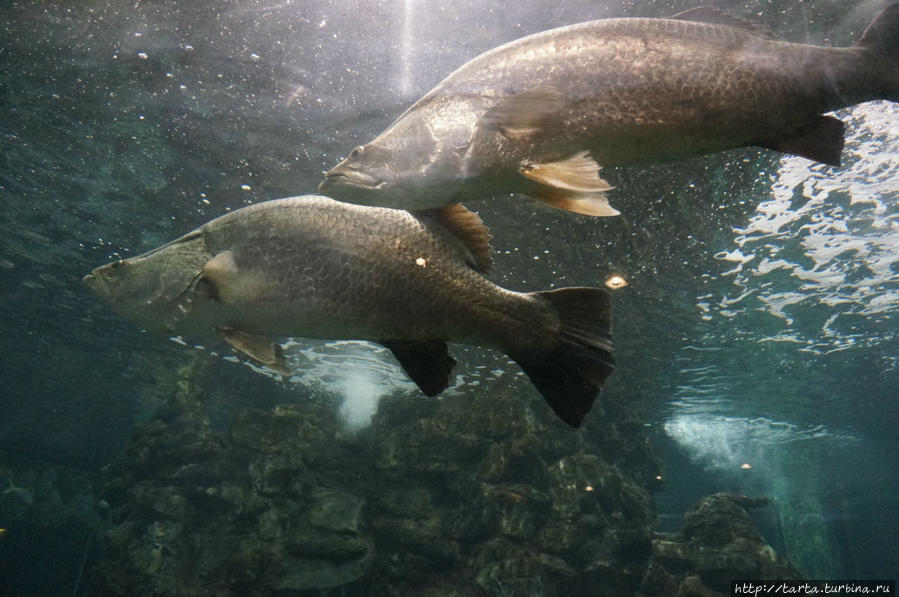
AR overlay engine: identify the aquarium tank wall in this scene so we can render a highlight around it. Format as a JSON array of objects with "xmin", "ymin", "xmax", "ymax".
[{"xmin": 1, "ymin": 0, "xmax": 896, "ymax": 595}]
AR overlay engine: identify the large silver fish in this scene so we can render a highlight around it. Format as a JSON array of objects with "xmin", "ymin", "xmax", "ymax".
[
  {"xmin": 320, "ymin": 6, "xmax": 899, "ymax": 216},
  {"xmin": 83, "ymin": 196, "xmax": 614, "ymax": 427}
]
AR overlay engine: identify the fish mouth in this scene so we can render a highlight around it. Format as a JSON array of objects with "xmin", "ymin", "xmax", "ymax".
[
  {"xmin": 320, "ymin": 167, "xmax": 383, "ymax": 192},
  {"xmin": 82, "ymin": 270, "xmax": 109, "ymax": 299}
]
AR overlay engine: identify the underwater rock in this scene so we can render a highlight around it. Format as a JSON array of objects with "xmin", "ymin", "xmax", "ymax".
[
  {"xmin": 275, "ymin": 553, "xmax": 372, "ymax": 594},
  {"xmin": 89, "ymin": 367, "xmax": 673, "ymax": 595},
  {"xmin": 471, "ymin": 538, "xmax": 578, "ymax": 597},
  {"xmin": 640, "ymin": 493, "xmax": 801, "ymax": 596},
  {"xmin": 480, "ymin": 483, "xmax": 552, "ymax": 540},
  {"xmin": 91, "ymin": 403, "xmax": 375, "ymax": 596},
  {"xmin": 306, "ymin": 488, "xmax": 363, "ymax": 533},
  {"xmin": 477, "ymin": 432, "xmax": 548, "ymax": 487}
]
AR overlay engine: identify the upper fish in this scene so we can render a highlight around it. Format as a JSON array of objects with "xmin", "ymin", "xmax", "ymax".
[
  {"xmin": 83, "ymin": 196, "xmax": 615, "ymax": 428},
  {"xmin": 320, "ymin": 6, "xmax": 899, "ymax": 216}
]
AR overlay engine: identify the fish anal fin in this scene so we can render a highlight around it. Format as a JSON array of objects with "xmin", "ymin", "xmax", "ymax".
[
  {"xmin": 520, "ymin": 151, "xmax": 619, "ymax": 217},
  {"xmin": 418, "ymin": 204, "xmax": 494, "ymax": 273},
  {"xmin": 670, "ymin": 7, "xmax": 773, "ymax": 36},
  {"xmin": 221, "ymin": 327, "xmax": 291, "ymax": 375},
  {"xmin": 483, "ymin": 86, "xmax": 563, "ymax": 138},
  {"xmin": 383, "ymin": 340, "xmax": 456, "ymax": 396},
  {"xmin": 759, "ymin": 115, "xmax": 845, "ymax": 166}
]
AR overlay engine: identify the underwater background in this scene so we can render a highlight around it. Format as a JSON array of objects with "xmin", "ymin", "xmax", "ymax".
[{"xmin": 1, "ymin": 0, "xmax": 897, "ymax": 594}]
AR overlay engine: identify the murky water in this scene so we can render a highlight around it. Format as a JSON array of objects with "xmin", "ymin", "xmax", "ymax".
[{"xmin": 1, "ymin": 0, "xmax": 896, "ymax": 593}]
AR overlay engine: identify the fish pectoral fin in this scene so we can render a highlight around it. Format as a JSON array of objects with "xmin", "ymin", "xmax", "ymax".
[
  {"xmin": 758, "ymin": 115, "xmax": 845, "ymax": 167},
  {"xmin": 417, "ymin": 204, "xmax": 494, "ymax": 273},
  {"xmin": 483, "ymin": 86, "xmax": 563, "ymax": 138},
  {"xmin": 520, "ymin": 152, "xmax": 620, "ymax": 217},
  {"xmin": 382, "ymin": 340, "xmax": 457, "ymax": 396},
  {"xmin": 220, "ymin": 327, "xmax": 292, "ymax": 375},
  {"xmin": 202, "ymin": 251, "xmax": 240, "ymax": 302},
  {"xmin": 202, "ymin": 250, "xmax": 265, "ymax": 303}
]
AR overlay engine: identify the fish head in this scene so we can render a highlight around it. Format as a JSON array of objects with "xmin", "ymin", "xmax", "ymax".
[
  {"xmin": 83, "ymin": 231, "xmax": 211, "ymax": 332},
  {"xmin": 319, "ymin": 142, "xmax": 399, "ymax": 203},
  {"xmin": 2, "ymin": 485, "xmax": 33, "ymax": 506},
  {"xmin": 320, "ymin": 106, "xmax": 473, "ymax": 209}
]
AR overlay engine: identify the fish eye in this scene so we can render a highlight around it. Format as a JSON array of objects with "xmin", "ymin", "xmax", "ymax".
[{"xmin": 348, "ymin": 146, "xmax": 363, "ymax": 159}]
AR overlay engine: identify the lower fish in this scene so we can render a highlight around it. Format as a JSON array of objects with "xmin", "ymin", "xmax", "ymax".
[{"xmin": 83, "ymin": 196, "xmax": 615, "ymax": 428}]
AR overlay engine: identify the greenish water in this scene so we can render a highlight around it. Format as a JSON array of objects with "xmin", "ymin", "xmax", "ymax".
[{"xmin": 1, "ymin": 0, "xmax": 897, "ymax": 594}]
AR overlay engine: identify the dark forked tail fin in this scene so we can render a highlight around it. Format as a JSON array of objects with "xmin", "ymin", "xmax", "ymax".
[
  {"xmin": 510, "ymin": 287, "xmax": 615, "ymax": 428},
  {"xmin": 855, "ymin": 4, "xmax": 899, "ymax": 101}
]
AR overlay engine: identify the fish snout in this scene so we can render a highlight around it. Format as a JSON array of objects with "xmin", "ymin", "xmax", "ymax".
[
  {"xmin": 320, "ymin": 164, "xmax": 383, "ymax": 194},
  {"xmin": 320, "ymin": 143, "xmax": 390, "ymax": 195},
  {"xmin": 82, "ymin": 268, "xmax": 111, "ymax": 299}
]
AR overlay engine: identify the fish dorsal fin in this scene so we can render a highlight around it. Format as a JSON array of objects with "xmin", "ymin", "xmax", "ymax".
[
  {"xmin": 419, "ymin": 204, "xmax": 494, "ymax": 273},
  {"xmin": 670, "ymin": 7, "xmax": 772, "ymax": 36},
  {"xmin": 483, "ymin": 86, "xmax": 563, "ymax": 138},
  {"xmin": 382, "ymin": 340, "xmax": 457, "ymax": 396},
  {"xmin": 220, "ymin": 327, "xmax": 292, "ymax": 375},
  {"xmin": 520, "ymin": 151, "xmax": 620, "ymax": 217}
]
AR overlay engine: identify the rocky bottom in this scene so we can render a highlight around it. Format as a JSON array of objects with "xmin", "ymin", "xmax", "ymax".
[{"xmin": 86, "ymin": 359, "xmax": 799, "ymax": 596}]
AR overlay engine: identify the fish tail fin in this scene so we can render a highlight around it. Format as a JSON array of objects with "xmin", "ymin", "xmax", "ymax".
[
  {"xmin": 855, "ymin": 4, "xmax": 899, "ymax": 100},
  {"xmin": 510, "ymin": 287, "xmax": 615, "ymax": 428}
]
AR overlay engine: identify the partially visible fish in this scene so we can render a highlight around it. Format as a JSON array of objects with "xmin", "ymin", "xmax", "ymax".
[
  {"xmin": 3, "ymin": 479, "xmax": 33, "ymax": 506},
  {"xmin": 320, "ymin": 6, "xmax": 899, "ymax": 216},
  {"xmin": 83, "ymin": 196, "xmax": 614, "ymax": 427}
]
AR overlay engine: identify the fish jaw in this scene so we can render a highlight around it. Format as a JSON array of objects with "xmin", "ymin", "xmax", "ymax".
[
  {"xmin": 82, "ymin": 268, "xmax": 110, "ymax": 301},
  {"xmin": 319, "ymin": 163, "xmax": 453, "ymax": 211},
  {"xmin": 82, "ymin": 260, "xmax": 158, "ymax": 328},
  {"xmin": 319, "ymin": 163, "xmax": 386, "ymax": 205}
]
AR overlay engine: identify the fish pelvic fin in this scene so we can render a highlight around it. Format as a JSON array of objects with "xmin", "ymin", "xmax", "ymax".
[
  {"xmin": 855, "ymin": 4, "xmax": 899, "ymax": 101},
  {"xmin": 221, "ymin": 327, "xmax": 292, "ymax": 375},
  {"xmin": 383, "ymin": 340, "xmax": 457, "ymax": 396},
  {"xmin": 520, "ymin": 151, "xmax": 619, "ymax": 217},
  {"xmin": 417, "ymin": 204, "xmax": 494, "ymax": 273},
  {"xmin": 758, "ymin": 114, "xmax": 845, "ymax": 167},
  {"xmin": 510, "ymin": 287, "xmax": 615, "ymax": 428}
]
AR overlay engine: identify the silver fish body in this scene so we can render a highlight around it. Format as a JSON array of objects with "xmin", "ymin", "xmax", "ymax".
[
  {"xmin": 84, "ymin": 196, "xmax": 614, "ymax": 427},
  {"xmin": 320, "ymin": 6, "xmax": 899, "ymax": 215}
]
